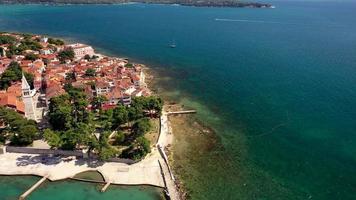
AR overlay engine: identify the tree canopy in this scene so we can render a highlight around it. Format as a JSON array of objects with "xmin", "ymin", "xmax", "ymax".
[
  {"xmin": 132, "ymin": 117, "xmax": 151, "ymax": 137},
  {"xmin": 0, "ymin": 61, "xmax": 34, "ymax": 89},
  {"xmin": 0, "ymin": 35, "xmax": 16, "ymax": 45},
  {"xmin": 46, "ymin": 90, "xmax": 161, "ymax": 160},
  {"xmin": 58, "ymin": 48, "xmax": 75, "ymax": 63},
  {"xmin": 24, "ymin": 53, "xmax": 39, "ymax": 61},
  {"xmin": 121, "ymin": 136, "xmax": 151, "ymax": 160},
  {"xmin": 85, "ymin": 68, "xmax": 96, "ymax": 77},
  {"xmin": 48, "ymin": 37, "xmax": 64, "ymax": 46},
  {"xmin": 0, "ymin": 106, "xmax": 38, "ymax": 146}
]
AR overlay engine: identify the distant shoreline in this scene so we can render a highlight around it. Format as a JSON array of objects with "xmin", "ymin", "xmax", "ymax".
[{"xmin": 0, "ymin": 0, "xmax": 273, "ymax": 9}]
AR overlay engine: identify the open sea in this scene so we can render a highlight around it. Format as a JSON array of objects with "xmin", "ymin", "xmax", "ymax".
[{"xmin": 0, "ymin": 1, "xmax": 356, "ymax": 199}]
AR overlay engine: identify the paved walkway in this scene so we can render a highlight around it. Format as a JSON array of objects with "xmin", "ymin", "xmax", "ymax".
[
  {"xmin": 0, "ymin": 109, "xmax": 180, "ymax": 199},
  {"xmin": 0, "ymin": 149, "xmax": 164, "ymax": 187},
  {"xmin": 158, "ymin": 112, "xmax": 181, "ymax": 200}
]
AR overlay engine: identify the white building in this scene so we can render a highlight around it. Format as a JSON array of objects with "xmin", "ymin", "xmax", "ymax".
[
  {"xmin": 40, "ymin": 48, "xmax": 52, "ymax": 55},
  {"xmin": 66, "ymin": 43, "xmax": 94, "ymax": 59}
]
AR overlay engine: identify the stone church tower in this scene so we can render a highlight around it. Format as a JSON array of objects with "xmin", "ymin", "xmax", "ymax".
[{"xmin": 22, "ymin": 74, "xmax": 36, "ymax": 121}]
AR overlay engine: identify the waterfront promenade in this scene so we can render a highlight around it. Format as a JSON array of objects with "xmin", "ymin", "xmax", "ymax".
[
  {"xmin": 0, "ymin": 149, "xmax": 164, "ymax": 187},
  {"xmin": 0, "ymin": 110, "xmax": 181, "ymax": 200}
]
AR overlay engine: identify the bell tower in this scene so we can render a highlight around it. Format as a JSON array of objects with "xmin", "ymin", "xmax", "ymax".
[{"xmin": 22, "ymin": 74, "xmax": 36, "ymax": 121}]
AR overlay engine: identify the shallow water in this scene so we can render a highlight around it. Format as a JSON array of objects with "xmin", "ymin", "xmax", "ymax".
[
  {"xmin": 0, "ymin": 176, "xmax": 40, "ymax": 200},
  {"xmin": 28, "ymin": 180, "xmax": 163, "ymax": 200},
  {"xmin": 0, "ymin": 176, "xmax": 163, "ymax": 200},
  {"xmin": 0, "ymin": 1, "xmax": 355, "ymax": 199}
]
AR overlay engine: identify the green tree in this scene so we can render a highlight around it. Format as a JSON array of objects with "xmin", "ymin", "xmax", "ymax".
[
  {"xmin": 113, "ymin": 105, "xmax": 129, "ymax": 128},
  {"xmin": 65, "ymin": 72, "xmax": 76, "ymax": 82},
  {"xmin": 0, "ymin": 70, "xmax": 17, "ymax": 89},
  {"xmin": 48, "ymin": 38, "xmax": 64, "ymax": 45},
  {"xmin": 125, "ymin": 63, "xmax": 133, "ymax": 68},
  {"xmin": 0, "ymin": 35, "xmax": 16, "ymax": 45},
  {"xmin": 0, "ymin": 107, "xmax": 38, "ymax": 146},
  {"xmin": 24, "ymin": 53, "xmax": 39, "ymax": 61},
  {"xmin": 85, "ymin": 68, "xmax": 96, "ymax": 77},
  {"xmin": 10, "ymin": 125, "xmax": 38, "ymax": 146},
  {"xmin": 113, "ymin": 131, "xmax": 125, "ymax": 145},
  {"xmin": 84, "ymin": 54, "xmax": 91, "ymax": 60},
  {"xmin": 58, "ymin": 48, "xmax": 75, "ymax": 63},
  {"xmin": 60, "ymin": 129, "xmax": 77, "ymax": 150},
  {"xmin": 131, "ymin": 96, "xmax": 163, "ymax": 117},
  {"xmin": 69, "ymin": 90, "xmax": 89, "ymax": 126},
  {"xmin": 121, "ymin": 136, "xmax": 151, "ymax": 160},
  {"xmin": 58, "ymin": 123, "xmax": 95, "ymax": 151},
  {"xmin": 98, "ymin": 131, "xmax": 117, "ymax": 160},
  {"xmin": 17, "ymin": 38, "xmax": 42, "ymax": 52},
  {"xmin": 43, "ymin": 129, "xmax": 61, "ymax": 149},
  {"xmin": 131, "ymin": 118, "xmax": 151, "ymax": 137},
  {"xmin": 99, "ymin": 146, "xmax": 117, "ymax": 161},
  {"xmin": 97, "ymin": 109, "xmax": 113, "ymax": 130},
  {"xmin": 6, "ymin": 44, "xmax": 23, "ymax": 56},
  {"xmin": 48, "ymin": 94, "xmax": 73, "ymax": 130},
  {"xmin": 0, "ymin": 61, "xmax": 34, "ymax": 89},
  {"xmin": 91, "ymin": 95, "xmax": 107, "ymax": 111},
  {"xmin": 127, "ymin": 106, "xmax": 143, "ymax": 123},
  {"xmin": 136, "ymin": 136, "xmax": 151, "ymax": 154}
]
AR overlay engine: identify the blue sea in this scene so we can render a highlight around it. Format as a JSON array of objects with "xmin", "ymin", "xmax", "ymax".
[{"xmin": 0, "ymin": 1, "xmax": 355, "ymax": 199}]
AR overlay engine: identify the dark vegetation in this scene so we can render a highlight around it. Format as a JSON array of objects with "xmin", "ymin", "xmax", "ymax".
[
  {"xmin": 0, "ymin": 34, "xmax": 37, "ymax": 90},
  {"xmin": 58, "ymin": 48, "xmax": 75, "ymax": 63},
  {"xmin": 2, "ymin": 34, "xmax": 43, "ymax": 58},
  {"xmin": 0, "ymin": 61, "xmax": 34, "ymax": 89},
  {"xmin": 0, "ymin": 107, "xmax": 39, "ymax": 146},
  {"xmin": 48, "ymin": 37, "xmax": 64, "ymax": 45},
  {"xmin": 84, "ymin": 54, "xmax": 99, "ymax": 61},
  {"xmin": 0, "ymin": 35, "xmax": 16, "ymax": 45},
  {"xmin": 45, "ymin": 84, "xmax": 163, "ymax": 160},
  {"xmin": 0, "ymin": 0, "xmax": 272, "ymax": 8},
  {"xmin": 24, "ymin": 53, "xmax": 39, "ymax": 61},
  {"xmin": 85, "ymin": 68, "xmax": 96, "ymax": 77}
]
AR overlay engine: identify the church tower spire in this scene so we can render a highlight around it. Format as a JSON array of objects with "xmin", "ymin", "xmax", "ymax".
[{"xmin": 22, "ymin": 74, "xmax": 37, "ymax": 121}]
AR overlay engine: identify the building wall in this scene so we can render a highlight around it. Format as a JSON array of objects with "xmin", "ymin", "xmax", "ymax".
[{"xmin": 6, "ymin": 146, "xmax": 84, "ymax": 157}]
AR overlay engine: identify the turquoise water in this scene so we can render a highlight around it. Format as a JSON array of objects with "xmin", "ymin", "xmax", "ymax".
[
  {"xmin": 0, "ymin": 176, "xmax": 40, "ymax": 200},
  {"xmin": 0, "ymin": 1, "xmax": 356, "ymax": 199},
  {"xmin": 0, "ymin": 176, "xmax": 162, "ymax": 200},
  {"xmin": 28, "ymin": 180, "xmax": 162, "ymax": 200}
]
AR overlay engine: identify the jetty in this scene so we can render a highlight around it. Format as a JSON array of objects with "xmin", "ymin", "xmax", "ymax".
[
  {"xmin": 19, "ymin": 176, "xmax": 47, "ymax": 200},
  {"xmin": 166, "ymin": 110, "xmax": 196, "ymax": 115},
  {"xmin": 101, "ymin": 182, "xmax": 111, "ymax": 192}
]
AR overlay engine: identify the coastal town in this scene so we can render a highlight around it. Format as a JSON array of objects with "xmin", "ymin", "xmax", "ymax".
[
  {"xmin": 0, "ymin": 32, "xmax": 182, "ymax": 200},
  {"xmin": 0, "ymin": 33, "xmax": 150, "ymax": 122}
]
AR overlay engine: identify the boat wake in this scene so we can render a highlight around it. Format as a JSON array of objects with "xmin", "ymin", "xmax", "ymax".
[{"xmin": 214, "ymin": 18, "xmax": 286, "ymax": 24}]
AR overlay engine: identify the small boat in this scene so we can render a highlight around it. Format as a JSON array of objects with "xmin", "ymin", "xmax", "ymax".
[{"xmin": 169, "ymin": 40, "xmax": 176, "ymax": 48}]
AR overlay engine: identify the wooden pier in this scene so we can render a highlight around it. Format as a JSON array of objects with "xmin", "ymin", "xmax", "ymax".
[{"xmin": 19, "ymin": 176, "xmax": 47, "ymax": 200}]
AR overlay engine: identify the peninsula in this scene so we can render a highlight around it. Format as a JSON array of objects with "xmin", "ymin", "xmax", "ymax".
[
  {"xmin": 0, "ymin": 0, "xmax": 273, "ymax": 8},
  {"xmin": 0, "ymin": 32, "xmax": 181, "ymax": 199}
]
